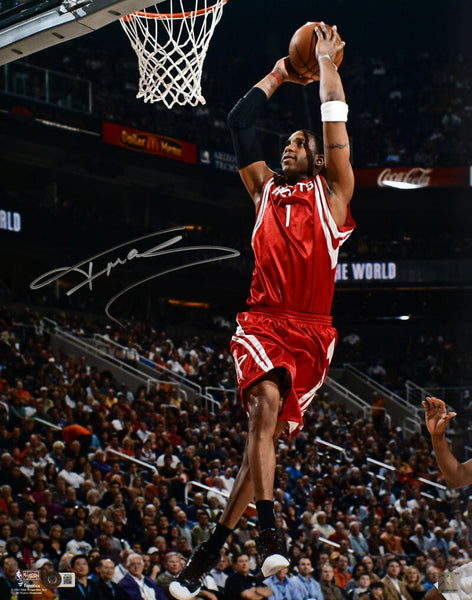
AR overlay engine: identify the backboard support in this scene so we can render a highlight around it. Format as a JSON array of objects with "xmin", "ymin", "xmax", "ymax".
[{"xmin": 0, "ymin": 0, "xmax": 165, "ymax": 65}]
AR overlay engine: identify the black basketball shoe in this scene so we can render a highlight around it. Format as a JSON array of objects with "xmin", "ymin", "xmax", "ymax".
[
  {"xmin": 169, "ymin": 543, "xmax": 220, "ymax": 600},
  {"xmin": 256, "ymin": 527, "xmax": 290, "ymax": 577}
]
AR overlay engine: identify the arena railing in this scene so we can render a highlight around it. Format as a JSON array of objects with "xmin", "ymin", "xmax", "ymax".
[
  {"xmin": 33, "ymin": 416, "xmax": 62, "ymax": 431},
  {"xmin": 42, "ymin": 317, "xmax": 216, "ymax": 411},
  {"xmin": 204, "ymin": 386, "xmax": 237, "ymax": 407},
  {"xmin": 48, "ymin": 325, "xmax": 164, "ymax": 391},
  {"xmin": 366, "ymin": 457, "xmax": 395, "ymax": 473},
  {"xmin": 342, "ymin": 364, "xmax": 422, "ymax": 435},
  {"xmin": 185, "ymin": 480, "xmax": 244, "ymax": 506},
  {"xmin": 92, "ymin": 333, "xmax": 223, "ymax": 414},
  {"xmin": 185, "ymin": 480, "xmax": 257, "ymax": 527},
  {"xmin": 324, "ymin": 376, "xmax": 376, "ymax": 422},
  {"xmin": 2, "ymin": 62, "xmax": 93, "ymax": 113},
  {"xmin": 345, "ymin": 364, "xmax": 415, "ymax": 412},
  {"xmin": 405, "ymin": 379, "xmax": 458, "ymax": 414},
  {"xmin": 107, "ymin": 449, "xmax": 158, "ymax": 475},
  {"xmin": 417, "ymin": 477, "xmax": 448, "ymax": 493},
  {"xmin": 315, "ymin": 437, "xmax": 353, "ymax": 463},
  {"xmin": 366, "ymin": 457, "xmax": 448, "ymax": 499}
]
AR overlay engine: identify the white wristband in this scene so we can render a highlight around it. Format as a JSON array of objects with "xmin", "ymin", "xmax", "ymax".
[
  {"xmin": 318, "ymin": 54, "xmax": 337, "ymax": 70},
  {"xmin": 321, "ymin": 100, "xmax": 349, "ymax": 122}
]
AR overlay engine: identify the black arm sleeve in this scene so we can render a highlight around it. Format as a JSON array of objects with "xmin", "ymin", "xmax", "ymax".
[{"xmin": 227, "ymin": 87, "xmax": 267, "ymax": 169}]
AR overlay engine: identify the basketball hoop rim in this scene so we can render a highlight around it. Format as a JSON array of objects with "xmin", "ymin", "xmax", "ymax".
[{"xmin": 122, "ymin": 0, "xmax": 228, "ymax": 21}]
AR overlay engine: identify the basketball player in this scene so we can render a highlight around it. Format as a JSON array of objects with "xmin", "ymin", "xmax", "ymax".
[
  {"xmin": 422, "ymin": 397, "xmax": 472, "ymax": 600},
  {"xmin": 423, "ymin": 396, "xmax": 470, "ymax": 487},
  {"xmin": 170, "ymin": 22, "xmax": 355, "ymax": 600}
]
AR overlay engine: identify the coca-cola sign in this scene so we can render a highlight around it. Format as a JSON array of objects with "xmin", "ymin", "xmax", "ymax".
[
  {"xmin": 354, "ymin": 166, "xmax": 470, "ymax": 188},
  {"xmin": 377, "ymin": 167, "xmax": 433, "ymax": 188}
]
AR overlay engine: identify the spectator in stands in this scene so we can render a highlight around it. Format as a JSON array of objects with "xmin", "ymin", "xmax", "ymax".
[
  {"xmin": 233, "ymin": 516, "xmax": 252, "ymax": 547},
  {"xmin": 185, "ymin": 493, "xmax": 206, "ymax": 523},
  {"xmin": 0, "ymin": 555, "xmax": 20, "ymax": 597},
  {"xmin": 65, "ymin": 524, "xmax": 93, "ymax": 556},
  {"xmin": 360, "ymin": 555, "xmax": 380, "ymax": 583},
  {"xmin": 402, "ymin": 565, "xmax": 425, "ymax": 600},
  {"xmin": 156, "ymin": 552, "xmax": 183, "ymax": 597},
  {"xmin": 58, "ymin": 458, "xmax": 85, "ymax": 490},
  {"xmin": 422, "ymin": 565, "xmax": 439, "ymax": 593},
  {"xmin": 348, "ymin": 521, "xmax": 369, "ymax": 559},
  {"xmin": 118, "ymin": 553, "xmax": 168, "ymax": 600},
  {"xmin": 207, "ymin": 497, "xmax": 224, "ymax": 525},
  {"xmin": 175, "ymin": 510, "xmax": 193, "ymax": 549},
  {"xmin": 328, "ymin": 521, "xmax": 351, "ymax": 547},
  {"xmin": 349, "ymin": 573, "xmax": 372, "ymax": 600},
  {"xmin": 221, "ymin": 467, "xmax": 235, "ymax": 494},
  {"xmin": 288, "ymin": 556, "xmax": 323, "ymax": 600},
  {"xmin": 112, "ymin": 549, "xmax": 131, "ymax": 584},
  {"xmin": 176, "ymin": 536, "xmax": 192, "ymax": 560},
  {"xmin": 48, "ymin": 443, "xmax": 66, "ymax": 474},
  {"xmin": 450, "ymin": 509, "xmax": 467, "ymax": 537},
  {"xmin": 92, "ymin": 451, "xmax": 112, "ymax": 477},
  {"xmin": 191, "ymin": 512, "xmax": 212, "ymax": 547},
  {"xmin": 209, "ymin": 557, "xmax": 228, "ymax": 595},
  {"xmin": 369, "ymin": 581, "xmax": 384, "ymax": 600},
  {"xmin": 59, "ymin": 553, "xmax": 99, "ymax": 600},
  {"xmin": 207, "ymin": 478, "xmax": 227, "ymax": 510},
  {"xmin": 430, "ymin": 527, "xmax": 449, "ymax": 557},
  {"xmin": 34, "ymin": 558, "xmax": 59, "ymax": 600},
  {"xmin": 409, "ymin": 523, "xmax": 431, "ymax": 554},
  {"xmin": 264, "ymin": 566, "xmax": 296, "ymax": 600},
  {"xmin": 381, "ymin": 558, "xmax": 413, "ymax": 600},
  {"xmin": 96, "ymin": 558, "xmax": 130, "ymax": 600},
  {"xmin": 244, "ymin": 540, "xmax": 259, "ymax": 572},
  {"xmin": 319, "ymin": 562, "xmax": 345, "ymax": 600},
  {"xmin": 223, "ymin": 553, "xmax": 272, "ymax": 600},
  {"xmin": 380, "ymin": 521, "xmax": 403, "ymax": 555},
  {"xmin": 399, "ymin": 525, "xmax": 419, "ymax": 557},
  {"xmin": 6, "ymin": 464, "xmax": 30, "ymax": 495},
  {"xmin": 333, "ymin": 553, "xmax": 352, "ymax": 589}
]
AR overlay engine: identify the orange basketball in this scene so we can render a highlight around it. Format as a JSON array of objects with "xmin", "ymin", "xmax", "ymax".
[{"xmin": 288, "ymin": 21, "xmax": 344, "ymax": 80}]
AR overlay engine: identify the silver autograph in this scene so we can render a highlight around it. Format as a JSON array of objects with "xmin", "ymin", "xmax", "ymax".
[{"xmin": 30, "ymin": 226, "xmax": 240, "ymax": 326}]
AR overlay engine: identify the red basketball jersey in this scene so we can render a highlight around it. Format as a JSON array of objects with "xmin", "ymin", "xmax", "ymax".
[{"xmin": 247, "ymin": 174, "xmax": 355, "ymax": 315}]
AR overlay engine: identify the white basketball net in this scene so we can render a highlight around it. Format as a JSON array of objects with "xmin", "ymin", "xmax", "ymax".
[{"xmin": 120, "ymin": 0, "xmax": 228, "ymax": 108}]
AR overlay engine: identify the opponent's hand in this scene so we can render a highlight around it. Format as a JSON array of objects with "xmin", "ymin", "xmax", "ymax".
[
  {"xmin": 271, "ymin": 56, "xmax": 316, "ymax": 86},
  {"xmin": 422, "ymin": 396, "xmax": 457, "ymax": 436},
  {"xmin": 314, "ymin": 22, "xmax": 345, "ymax": 62}
]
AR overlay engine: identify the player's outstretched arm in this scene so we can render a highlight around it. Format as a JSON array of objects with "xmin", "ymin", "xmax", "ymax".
[
  {"xmin": 227, "ymin": 58, "xmax": 312, "ymax": 207},
  {"xmin": 422, "ymin": 396, "xmax": 472, "ymax": 488},
  {"xmin": 316, "ymin": 22, "xmax": 354, "ymax": 227}
]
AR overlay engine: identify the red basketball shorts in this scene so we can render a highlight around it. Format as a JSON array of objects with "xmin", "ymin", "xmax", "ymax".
[{"xmin": 230, "ymin": 306, "xmax": 337, "ymax": 437}]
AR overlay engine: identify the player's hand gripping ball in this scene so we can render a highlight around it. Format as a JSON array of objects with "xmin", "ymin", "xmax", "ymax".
[{"xmin": 288, "ymin": 21, "xmax": 344, "ymax": 80}]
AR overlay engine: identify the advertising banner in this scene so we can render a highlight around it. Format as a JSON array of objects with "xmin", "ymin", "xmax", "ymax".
[
  {"xmin": 335, "ymin": 259, "xmax": 472, "ymax": 286},
  {"xmin": 103, "ymin": 122, "xmax": 197, "ymax": 164},
  {"xmin": 199, "ymin": 148, "xmax": 239, "ymax": 173},
  {"xmin": 351, "ymin": 167, "xmax": 469, "ymax": 188}
]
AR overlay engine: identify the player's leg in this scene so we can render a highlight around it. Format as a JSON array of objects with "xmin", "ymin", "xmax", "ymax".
[
  {"xmin": 170, "ymin": 375, "xmax": 288, "ymax": 600},
  {"xmin": 245, "ymin": 375, "xmax": 283, "ymax": 507},
  {"xmin": 241, "ymin": 376, "xmax": 290, "ymax": 576}
]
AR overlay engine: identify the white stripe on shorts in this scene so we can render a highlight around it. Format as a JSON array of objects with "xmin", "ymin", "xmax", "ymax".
[{"xmin": 233, "ymin": 326, "xmax": 274, "ymax": 373}]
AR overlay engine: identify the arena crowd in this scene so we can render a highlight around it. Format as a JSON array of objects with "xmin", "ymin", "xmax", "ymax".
[{"xmin": 0, "ymin": 304, "xmax": 472, "ymax": 599}]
